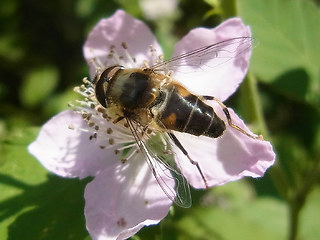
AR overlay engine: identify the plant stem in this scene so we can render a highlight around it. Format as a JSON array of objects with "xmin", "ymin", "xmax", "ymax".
[
  {"xmin": 243, "ymin": 72, "xmax": 268, "ymax": 135},
  {"xmin": 288, "ymin": 158, "xmax": 320, "ymax": 240},
  {"xmin": 288, "ymin": 198, "xmax": 300, "ymax": 240}
]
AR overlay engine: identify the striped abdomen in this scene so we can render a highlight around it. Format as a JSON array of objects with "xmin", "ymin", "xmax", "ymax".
[{"xmin": 156, "ymin": 83, "xmax": 226, "ymax": 138}]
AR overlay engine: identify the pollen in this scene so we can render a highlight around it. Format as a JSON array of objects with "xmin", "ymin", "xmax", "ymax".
[
  {"xmin": 107, "ymin": 128, "xmax": 113, "ymax": 134},
  {"xmin": 97, "ymin": 107, "xmax": 105, "ymax": 113},
  {"xmin": 121, "ymin": 158, "xmax": 127, "ymax": 164},
  {"xmin": 121, "ymin": 42, "xmax": 128, "ymax": 49},
  {"xmin": 102, "ymin": 113, "xmax": 109, "ymax": 119},
  {"xmin": 89, "ymin": 133, "xmax": 97, "ymax": 140}
]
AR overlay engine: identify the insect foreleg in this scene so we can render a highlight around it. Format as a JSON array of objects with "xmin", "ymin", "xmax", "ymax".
[
  {"xmin": 168, "ymin": 133, "xmax": 209, "ymax": 189},
  {"xmin": 202, "ymin": 95, "xmax": 263, "ymax": 140},
  {"xmin": 113, "ymin": 116, "xmax": 125, "ymax": 124}
]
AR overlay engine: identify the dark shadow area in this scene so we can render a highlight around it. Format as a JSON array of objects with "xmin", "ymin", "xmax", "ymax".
[
  {"xmin": 271, "ymin": 68, "xmax": 309, "ymax": 103},
  {"xmin": 0, "ymin": 173, "xmax": 91, "ymax": 240}
]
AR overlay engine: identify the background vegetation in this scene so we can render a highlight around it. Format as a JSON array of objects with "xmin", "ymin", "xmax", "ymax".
[{"xmin": 1, "ymin": 0, "xmax": 319, "ymax": 239}]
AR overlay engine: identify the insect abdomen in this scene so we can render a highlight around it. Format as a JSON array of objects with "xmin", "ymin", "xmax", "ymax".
[{"xmin": 157, "ymin": 84, "xmax": 226, "ymax": 138}]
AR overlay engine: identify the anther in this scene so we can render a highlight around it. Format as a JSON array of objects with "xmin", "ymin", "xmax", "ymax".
[
  {"xmin": 107, "ymin": 128, "xmax": 113, "ymax": 134},
  {"xmin": 121, "ymin": 42, "xmax": 128, "ymax": 49},
  {"xmin": 121, "ymin": 159, "xmax": 127, "ymax": 164}
]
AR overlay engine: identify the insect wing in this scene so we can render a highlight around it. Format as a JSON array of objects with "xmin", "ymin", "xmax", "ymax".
[
  {"xmin": 126, "ymin": 119, "xmax": 192, "ymax": 208},
  {"xmin": 151, "ymin": 37, "xmax": 254, "ymax": 73},
  {"xmin": 145, "ymin": 132, "xmax": 192, "ymax": 208}
]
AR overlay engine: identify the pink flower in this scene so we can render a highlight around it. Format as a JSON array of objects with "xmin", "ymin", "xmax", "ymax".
[{"xmin": 28, "ymin": 10, "xmax": 275, "ymax": 240}]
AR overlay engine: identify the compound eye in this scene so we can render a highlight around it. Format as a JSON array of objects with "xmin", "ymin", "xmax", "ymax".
[
  {"xmin": 94, "ymin": 66, "xmax": 123, "ymax": 108},
  {"xmin": 100, "ymin": 69, "xmax": 112, "ymax": 83},
  {"xmin": 95, "ymin": 77, "xmax": 107, "ymax": 108}
]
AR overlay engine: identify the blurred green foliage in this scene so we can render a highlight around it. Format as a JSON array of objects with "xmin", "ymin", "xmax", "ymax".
[{"xmin": 1, "ymin": 0, "xmax": 320, "ymax": 239}]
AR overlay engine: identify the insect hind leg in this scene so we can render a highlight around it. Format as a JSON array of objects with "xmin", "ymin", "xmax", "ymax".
[
  {"xmin": 202, "ymin": 95, "xmax": 263, "ymax": 140},
  {"xmin": 168, "ymin": 133, "xmax": 209, "ymax": 189}
]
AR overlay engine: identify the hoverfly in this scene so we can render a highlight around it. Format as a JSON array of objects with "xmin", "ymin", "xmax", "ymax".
[{"xmin": 91, "ymin": 37, "xmax": 261, "ymax": 208}]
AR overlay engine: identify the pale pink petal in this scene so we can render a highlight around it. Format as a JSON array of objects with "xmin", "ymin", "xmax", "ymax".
[
  {"xmin": 83, "ymin": 10, "xmax": 163, "ymax": 77},
  {"xmin": 85, "ymin": 155, "xmax": 172, "ymax": 240},
  {"xmin": 172, "ymin": 102, "xmax": 275, "ymax": 188},
  {"xmin": 28, "ymin": 110, "xmax": 119, "ymax": 179},
  {"xmin": 171, "ymin": 18, "xmax": 252, "ymax": 101}
]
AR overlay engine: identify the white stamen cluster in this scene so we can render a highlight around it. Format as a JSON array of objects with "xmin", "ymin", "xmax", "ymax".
[
  {"xmin": 68, "ymin": 43, "xmax": 164, "ymax": 164},
  {"xmin": 69, "ymin": 78, "xmax": 139, "ymax": 164},
  {"xmin": 89, "ymin": 42, "xmax": 139, "ymax": 73}
]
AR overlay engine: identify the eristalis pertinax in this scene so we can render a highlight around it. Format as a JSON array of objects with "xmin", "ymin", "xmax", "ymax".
[{"xmin": 84, "ymin": 37, "xmax": 262, "ymax": 207}]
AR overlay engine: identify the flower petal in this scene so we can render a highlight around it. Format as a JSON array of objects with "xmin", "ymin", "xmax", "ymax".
[
  {"xmin": 172, "ymin": 103, "xmax": 275, "ymax": 189},
  {"xmin": 28, "ymin": 110, "xmax": 120, "ymax": 179},
  {"xmin": 171, "ymin": 18, "xmax": 252, "ymax": 101},
  {"xmin": 83, "ymin": 9, "xmax": 163, "ymax": 77},
  {"xmin": 85, "ymin": 155, "xmax": 172, "ymax": 240}
]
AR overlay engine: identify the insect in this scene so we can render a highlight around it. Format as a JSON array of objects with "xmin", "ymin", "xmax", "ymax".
[{"xmin": 91, "ymin": 37, "xmax": 261, "ymax": 207}]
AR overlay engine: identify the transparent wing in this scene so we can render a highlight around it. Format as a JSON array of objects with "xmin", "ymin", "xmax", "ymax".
[
  {"xmin": 125, "ymin": 118, "xmax": 192, "ymax": 208},
  {"xmin": 151, "ymin": 37, "xmax": 254, "ymax": 73}
]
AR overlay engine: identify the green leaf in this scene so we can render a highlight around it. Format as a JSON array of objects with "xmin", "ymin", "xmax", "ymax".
[
  {"xmin": 237, "ymin": 0, "xmax": 320, "ymax": 106},
  {"xmin": 20, "ymin": 66, "xmax": 59, "ymax": 108},
  {"xmin": 170, "ymin": 181, "xmax": 287, "ymax": 240},
  {"xmin": 0, "ymin": 126, "xmax": 90, "ymax": 239}
]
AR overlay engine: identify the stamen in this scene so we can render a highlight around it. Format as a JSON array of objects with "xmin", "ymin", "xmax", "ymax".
[
  {"xmin": 121, "ymin": 147, "xmax": 139, "ymax": 163},
  {"xmin": 149, "ymin": 45, "xmax": 158, "ymax": 65},
  {"xmin": 116, "ymin": 143, "xmax": 136, "ymax": 151},
  {"xmin": 149, "ymin": 45, "xmax": 164, "ymax": 66},
  {"xmin": 108, "ymin": 45, "xmax": 122, "ymax": 65},
  {"xmin": 106, "ymin": 128, "xmax": 113, "ymax": 134},
  {"xmin": 88, "ymin": 121, "xmax": 95, "ymax": 127},
  {"xmin": 143, "ymin": 60, "xmax": 149, "ymax": 69},
  {"xmin": 121, "ymin": 159, "xmax": 127, "ymax": 164},
  {"xmin": 109, "ymin": 138, "xmax": 114, "ymax": 145},
  {"xmin": 121, "ymin": 42, "xmax": 136, "ymax": 67}
]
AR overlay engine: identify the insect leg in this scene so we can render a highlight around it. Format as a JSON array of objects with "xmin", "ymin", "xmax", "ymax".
[
  {"xmin": 202, "ymin": 95, "xmax": 263, "ymax": 140},
  {"xmin": 113, "ymin": 116, "xmax": 124, "ymax": 124},
  {"xmin": 168, "ymin": 132, "xmax": 209, "ymax": 189}
]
